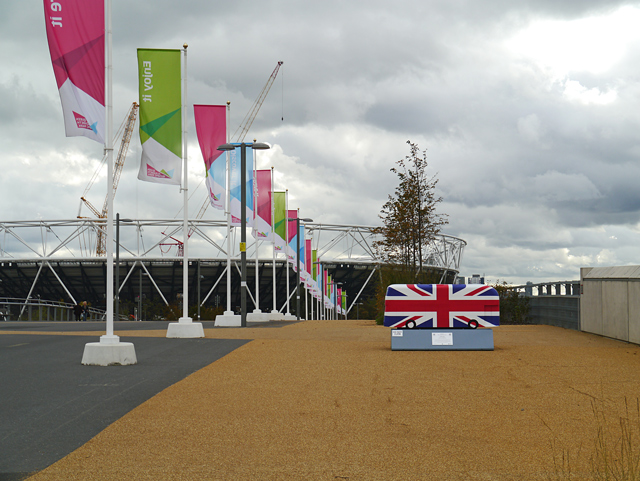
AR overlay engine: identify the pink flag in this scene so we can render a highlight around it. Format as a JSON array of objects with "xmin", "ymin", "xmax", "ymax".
[
  {"xmin": 194, "ymin": 105, "xmax": 226, "ymax": 171},
  {"xmin": 254, "ymin": 170, "xmax": 272, "ymax": 240},
  {"xmin": 44, "ymin": 0, "xmax": 105, "ymax": 143},
  {"xmin": 194, "ymin": 105, "xmax": 226, "ymax": 210},
  {"xmin": 287, "ymin": 210, "xmax": 297, "ymax": 244}
]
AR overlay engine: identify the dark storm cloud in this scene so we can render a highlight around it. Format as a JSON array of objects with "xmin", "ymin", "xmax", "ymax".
[{"xmin": 2, "ymin": 0, "xmax": 640, "ymax": 283}]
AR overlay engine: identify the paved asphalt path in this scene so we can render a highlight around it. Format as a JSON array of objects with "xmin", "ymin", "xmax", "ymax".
[{"xmin": 0, "ymin": 322, "xmax": 252, "ymax": 480}]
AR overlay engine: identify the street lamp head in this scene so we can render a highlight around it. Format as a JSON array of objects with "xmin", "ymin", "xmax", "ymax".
[
  {"xmin": 217, "ymin": 142, "xmax": 271, "ymax": 151},
  {"xmin": 288, "ymin": 217, "xmax": 314, "ymax": 223}
]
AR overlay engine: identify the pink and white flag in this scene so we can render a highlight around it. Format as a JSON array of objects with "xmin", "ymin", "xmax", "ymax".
[
  {"xmin": 254, "ymin": 170, "xmax": 273, "ymax": 240},
  {"xmin": 194, "ymin": 105, "xmax": 226, "ymax": 210},
  {"xmin": 44, "ymin": 0, "xmax": 105, "ymax": 143}
]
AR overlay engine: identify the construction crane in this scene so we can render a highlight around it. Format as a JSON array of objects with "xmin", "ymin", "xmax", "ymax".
[
  {"xmin": 78, "ymin": 102, "xmax": 139, "ymax": 256},
  {"xmin": 232, "ymin": 61, "xmax": 283, "ymax": 142},
  {"xmin": 159, "ymin": 62, "xmax": 284, "ymax": 255}
]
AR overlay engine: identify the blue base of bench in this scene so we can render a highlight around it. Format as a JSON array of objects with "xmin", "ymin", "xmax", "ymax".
[{"xmin": 390, "ymin": 328, "xmax": 494, "ymax": 351}]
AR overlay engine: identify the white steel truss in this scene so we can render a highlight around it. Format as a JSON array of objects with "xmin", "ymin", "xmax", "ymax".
[
  {"xmin": 0, "ymin": 219, "xmax": 466, "ymax": 271},
  {"xmin": 0, "ymin": 219, "xmax": 467, "ymax": 318}
]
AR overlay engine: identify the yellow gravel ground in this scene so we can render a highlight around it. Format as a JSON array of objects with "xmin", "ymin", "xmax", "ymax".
[{"xmin": 24, "ymin": 320, "xmax": 640, "ymax": 480}]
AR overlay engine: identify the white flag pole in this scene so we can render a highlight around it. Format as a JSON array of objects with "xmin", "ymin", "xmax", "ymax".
[
  {"xmin": 166, "ymin": 43, "xmax": 203, "ymax": 337},
  {"xmin": 82, "ymin": 0, "xmax": 137, "ymax": 363},
  {"xmin": 181, "ymin": 44, "xmax": 190, "ymax": 321},
  {"xmin": 214, "ymin": 102, "xmax": 241, "ymax": 326},
  {"xmin": 104, "ymin": 0, "xmax": 114, "ymax": 339}
]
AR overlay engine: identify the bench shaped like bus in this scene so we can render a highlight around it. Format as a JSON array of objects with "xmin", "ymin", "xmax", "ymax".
[{"xmin": 383, "ymin": 284, "xmax": 500, "ymax": 329}]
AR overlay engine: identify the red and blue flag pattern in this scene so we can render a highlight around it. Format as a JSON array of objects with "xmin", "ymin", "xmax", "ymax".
[{"xmin": 384, "ymin": 284, "xmax": 500, "ymax": 329}]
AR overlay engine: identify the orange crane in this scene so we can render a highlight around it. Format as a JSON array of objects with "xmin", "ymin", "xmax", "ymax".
[{"xmin": 78, "ymin": 102, "xmax": 139, "ymax": 256}]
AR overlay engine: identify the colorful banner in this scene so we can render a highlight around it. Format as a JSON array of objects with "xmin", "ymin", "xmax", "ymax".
[
  {"xmin": 272, "ymin": 191, "xmax": 286, "ymax": 251},
  {"xmin": 229, "ymin": 145, "xmax": 254, "ymax": 227},
  {"xmin": 137, "ymin": 49, "xmax": 182, "ymax": 185},
  {"xmin": 44, "ymin": 0, "xmax": 105, "ymax": 143},
  {"xmin": 304, "ymin": 238, "xmax": 313, "ymax": 288},
  {"xmin": 254, "ymin": 170, "xmax": 272, "ymax": 240},
  {"xmin": 312, "ymin": 250, "xmax": 317, "ymax": 280},
  {"xmin": 286, "ymin": 210, "xmax": 297, "ymax": 263},
  {"xmin": 194, "ymin": 105, "xmax": 226, "ymax": 210},
  {"xmin": 299, "ymin": 224, "xmax": 305, "ymax": 272}
]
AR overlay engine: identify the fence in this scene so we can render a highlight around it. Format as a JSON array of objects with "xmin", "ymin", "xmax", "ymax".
[
  {"xmin": 0, "ymin": 297, "xmax": 105, "ymax": 322},
  {"xmin": 508, "ymin": 281, "xmax": 580, "ymax": 330}
]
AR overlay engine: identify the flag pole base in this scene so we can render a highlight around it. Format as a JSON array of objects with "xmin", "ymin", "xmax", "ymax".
[
  {"xmin": 215, "ymin": 311, "xmax": 242, "ymax": 327},
  {"xmin": 268, "ymin": 310, "xmax": 284, "ymax": 321},
  {"xmin": 247, "ymin": 309, "xmax": 269, "ymax": 323},
  {"xmin": 81, "ymin": 336, "xmax": 137, "ymax": 366},
  {"xmin": 283, "ymin": 313, "xmax": 297, "ymax": 321},
  {"xmin": 166, "ymin": 318, "xmax": 204, "ymax": 338}
]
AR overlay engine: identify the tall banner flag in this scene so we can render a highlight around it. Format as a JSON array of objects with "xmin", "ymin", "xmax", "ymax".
[
  {"xmin": 137, "ymin": 49, "xmax": 182, "ymax": 185},
  {"xmin": 287, "ymin": 210, "xmax": 297, "ymax": 264},
  {"xmin": 272, "ymin": 191, "xmax": 287, "ymax": 251},
  {"xmin": 304, "ymin": 238, "xmax": 313, "ymax": 288},
  {"xmin": 298, "ymin": 224, "xmax": 305, "ymax": 272},
  {"xmin": 44, "ymin": 0, "xmax": 105, "ymax": 143},
  {"xmin": 312, "ymin": 250, "xmax": 318, "ymax": 280},
  {"xmin": 254, "ymin": 170, "xmax": 272, "ymax": 240},
  {"xmin": 229, "ymin": 145, "xmax": 254, "ymax": 227},
  {"xmin": 194, "ymin": 105, "xmax": 226, "ymax": 210}
]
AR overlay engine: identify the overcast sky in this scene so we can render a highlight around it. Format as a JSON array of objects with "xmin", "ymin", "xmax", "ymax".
[{"xmin": 2, "ymin": 0, "xmax": 640, "ymax": 284}]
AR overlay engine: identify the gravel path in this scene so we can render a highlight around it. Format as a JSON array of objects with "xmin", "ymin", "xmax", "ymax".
[{"xmin": 27, "ymin": 320, "xmax": 640, "ymax": 480}]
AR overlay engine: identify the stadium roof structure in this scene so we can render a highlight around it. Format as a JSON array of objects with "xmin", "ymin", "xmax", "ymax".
[{"xmin": 0, "ymin": 219, "xmax": 466, "ymax": 319}]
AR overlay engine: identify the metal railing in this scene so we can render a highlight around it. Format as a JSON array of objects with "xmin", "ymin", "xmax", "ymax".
[
  {"xmin": 0, "ymin": 297, "xmax": 106, "ymax": 322},
  {"xmin": 506, "ymin": 281, "xmax": 580, "ymax": 330}
]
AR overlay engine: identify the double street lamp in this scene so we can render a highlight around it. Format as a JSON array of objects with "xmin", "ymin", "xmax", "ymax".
[
  {"xmin": 287, "ymin": 216, "xmax": 313, "ymax": 320},
  {"xmin": 217, "ymin": 141, "xmax": 270, "ymax": 327}
]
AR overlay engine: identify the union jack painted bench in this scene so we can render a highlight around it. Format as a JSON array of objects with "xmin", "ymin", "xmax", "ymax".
[{"xmin": 383, "ymin": 284, "xmax": 500, "ymax": 329}]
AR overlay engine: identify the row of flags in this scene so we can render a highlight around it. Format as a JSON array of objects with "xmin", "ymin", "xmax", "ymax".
[{"xmin": 43, "ymin": 0, "xmax": 346, "ymax": 314}]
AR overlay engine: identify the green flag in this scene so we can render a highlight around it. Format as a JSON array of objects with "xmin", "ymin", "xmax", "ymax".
[
  {"xmin": 137, "ymin": 48, "xmax": 182, "ymax": 185},
  {"xmin": 272, "ymin": 191, "xmax": 286, "ymax": 251},
  {"xmin": 312, "ymin": 249, "xmax": 318, "ymax": 280}
]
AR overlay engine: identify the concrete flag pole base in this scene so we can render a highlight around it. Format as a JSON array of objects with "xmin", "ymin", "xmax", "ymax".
[
  {"xmin": 166, "ymin": 317, "xmax": 205, "ymax": 338},
  {"xmin": 215, "ymin": 311, "xmax": 241, "ymax": 327},
  {"xmin": 247, "ymin": 309, "xmax": 269, "ymax": 323},
  {"xmin": 283, "ymin": 313, "xmax": 297, "ymax": 321},
  {"xmin": 81, "ymin": 335, "xmax": 137, "ymax": 366},
  {"xmin": 268, "ymin": 310, "xmax": 283, "ymax": 321}
]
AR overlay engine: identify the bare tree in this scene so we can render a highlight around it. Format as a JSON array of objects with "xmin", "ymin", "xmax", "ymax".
[{"xmin": 374, "ymin": 141, "xmax": 448, "ymax": 281}]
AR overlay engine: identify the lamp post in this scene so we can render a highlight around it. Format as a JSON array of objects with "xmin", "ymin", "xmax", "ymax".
[
  {"xmin": 287, "ymin": 216, "xmax": 313, "ymax": 320},
  {"xmin": 218, "ymin": 142, "xmax": 270, "ymax": 327}
]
